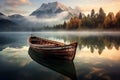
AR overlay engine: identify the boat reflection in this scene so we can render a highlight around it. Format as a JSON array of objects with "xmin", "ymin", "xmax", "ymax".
[{"xmin": 28, "ymin": 47, "xmax": 77, "ymax": 80}]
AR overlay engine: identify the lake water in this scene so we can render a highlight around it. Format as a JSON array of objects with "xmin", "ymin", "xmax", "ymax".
[{"xmin": 0, "ymin": 31, "xmax": 120, "ymax": 80}]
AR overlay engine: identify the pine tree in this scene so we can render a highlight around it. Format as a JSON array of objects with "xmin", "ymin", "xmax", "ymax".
[
  {"xmin": 79, "ymin": 12, "xmax": 82, "ymax": 19},
  {"xmin": 116, "ymin": 11, "xmax": 120, "ymax": 28},
  {"xmin": 91, "ymin": 9, "xmax": 95, "ymax": 18}
]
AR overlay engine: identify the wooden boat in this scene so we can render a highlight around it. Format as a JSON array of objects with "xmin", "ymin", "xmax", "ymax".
[
  {"xmin": 27, "ymin": 35, "xmax": 77, "ymax": 61},
  {"xmin": 28, "ymin": 47, "xmax": 77, "ymax": 80}
]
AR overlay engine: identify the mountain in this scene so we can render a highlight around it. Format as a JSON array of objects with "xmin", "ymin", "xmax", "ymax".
[
  {"xmin": 30, "ymin": 1, "xmax": 68, "ymax": 17},
  {"xmin": 30, "ymin": 1, "xmax": 81, "ymax": 18},
  {"xmin": 0, "ymin": 12, "xmax": 19, "ymax": 31},
  {"xmin": 0, "ymin": 12, "xmax": 8, "ymax": 20},
  {"xmin": 0, "ymin": 19, "xmax": 18, "ymax": 31},
  {"xmin": 0, "ymin": 12, "xmax": 5, "ymax": 16},
  {"xmin": 8, "ymin": 14, "xmax": 26, "ymax": 24},
  {"xmin": 9, "ymin": 14, "xmax": 24, "ymax": 19},
  {"xmin": 0, "ymin": 2, "xmax": 82, "ymax": 31}
]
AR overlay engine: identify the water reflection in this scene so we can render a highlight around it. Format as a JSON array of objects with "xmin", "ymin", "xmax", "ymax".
[
  {"xmin": 33, "ymin": 32, "xmax": 120, "ymax": 54},
  {"xmin": 76, "ymin": 35, "xmax": 120, "ymax": 54},
  {"xmin": 0, "ymin": 46, "xmax": 32, "ymax": 80},
  {"xmin": 28, "ymin": 47, "xmax": 77, "ymax": 80},
  {"xmin": 0, "ymin": 32, "xmax": 120, "ymax": 55},
  {"xmin": 0, "ymin": 32, "xmax": 29, "ymax": 51},
  {"xmin": 0, "ymin": 32, "xmax": 120, "ymax": 80}
]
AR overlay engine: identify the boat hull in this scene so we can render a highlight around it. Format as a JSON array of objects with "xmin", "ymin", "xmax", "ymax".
[{"xmin": 28, "ymin": 35, "xmax": 77, "ymax": 61}]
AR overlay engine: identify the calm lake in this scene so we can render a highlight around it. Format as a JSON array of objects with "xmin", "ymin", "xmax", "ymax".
[{"xmin": 0, "ymin": 31, "xmax": 120, "ymax": 80}]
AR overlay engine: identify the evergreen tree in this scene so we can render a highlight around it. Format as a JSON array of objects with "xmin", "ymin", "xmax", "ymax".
[
  {"xmin": 97, "ymin": 8, "xmax": 106, "ymax": 27},
  {"xmin": 91, "ymin": 9, "xmax": 95, "ymax": 18},
  {"xmin": 116, "ymin": 11, "xmax": 120, "ymax": 28},
  {"xmin": 90, "ymin": 9, "xmax": 96, "ymax": 28},
  {"xmin": 79, "ymin": 12, "xmax": 82, "ymax": 19},
  {"xmin": 63, "ymin": 21, "xmax": 66, "ymax": 29}
]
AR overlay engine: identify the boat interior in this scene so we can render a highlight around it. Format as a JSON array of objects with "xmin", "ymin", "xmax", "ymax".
[{"xmin": 30, "ymin": 36, "xmax": 65, "ymax": 46}]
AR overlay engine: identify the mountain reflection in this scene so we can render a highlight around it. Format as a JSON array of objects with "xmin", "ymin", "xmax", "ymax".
[{"xmin": 0, "ymin": 32, "xmax": 29, "ymax": 51}]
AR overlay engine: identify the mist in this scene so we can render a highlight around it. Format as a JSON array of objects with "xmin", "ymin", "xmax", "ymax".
[{"xmin": 16, "ymin": 11, "xmax": 69, "ymax": 31}]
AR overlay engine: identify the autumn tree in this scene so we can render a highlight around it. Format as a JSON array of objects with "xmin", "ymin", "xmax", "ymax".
[
  {"xmin": 104, "ymin": 12, "xmax": 116, "ymax": 29},
  {"xmin": 73, "ymin": 17, "xmax": 80, "ymax": 29},
  {"xmin": 69, "ymin": 18, "xmax": 74, "ymax": 29},
  {"xmin": 66, "ymin": 21, "xmax": 70, "ymax": 30},
  {"xmin": 51, "ymin": 7, "xmax": 120, "ymax": 30},
  {"xmin": 67, "ymin": 17, "xmax": 80, "ymax": 29}
]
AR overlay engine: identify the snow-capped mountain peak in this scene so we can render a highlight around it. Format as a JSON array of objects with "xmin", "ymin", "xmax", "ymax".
[
  {"xmin": 38, "ymin": 1, "xmax": 68, "ymax": 12},
  {"xmin": 30, "ymin": 1, "xmax": 81, "ymax": 18},
  {"xmin": 31, "ymin": 1, "xmax": 69, "ymax": 17}
]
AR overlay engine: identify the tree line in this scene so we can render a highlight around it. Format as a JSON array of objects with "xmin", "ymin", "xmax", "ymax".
[{"xmin": 50, "ymin": 8, "xmax": 120, "ymax": 30}]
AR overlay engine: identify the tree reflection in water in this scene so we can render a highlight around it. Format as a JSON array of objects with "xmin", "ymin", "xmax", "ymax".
[
  {"xmin": 45, "ymin": 34, "xmax": 120, "ymax": 55},
  {"xmin": 0, "ymin": 32, "xmax": 119, "ymax": 55},
  {"xmin": 0, "ymin": 32, "xmax": 120, "ymax": 80}
]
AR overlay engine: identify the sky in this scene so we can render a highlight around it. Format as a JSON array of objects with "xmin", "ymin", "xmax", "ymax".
[{"xmin": 0, "ymin": 0, "xmax": 120, "ymax": 16}]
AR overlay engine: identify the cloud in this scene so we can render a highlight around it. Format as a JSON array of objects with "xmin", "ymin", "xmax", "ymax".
[
  {"xmin": 0, "ymin": 46, "xmax": 31, "ymax": 67},
  {"xmin": 28, "ymin": 12, "xmax": 68, "ymax": 22},
  {"xmin": 6, "ymin": 0, "xmax": 31, "ymax": 7},
  {"xmin": 3, "ymin": 8, "xmax": 29, "ymax": 15},
  {"xmin": 85, "ymin": 67, "xmax": 104, "ymax": 79},
  {"xmin": 85, "ymin": 67, "xmax": 111, "ymax": 80},
  {"xmin": 0, "ymin": 0, "xmax": 32, "ymax": 15},
  {"xmin": 25, "ymin": 11, "xmax": 69, "ymax": 26}
]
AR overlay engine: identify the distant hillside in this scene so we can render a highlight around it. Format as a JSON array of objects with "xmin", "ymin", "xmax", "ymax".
[{"xmin": 0, "ymin": 19, "xmax": 18, "ymax": 31}]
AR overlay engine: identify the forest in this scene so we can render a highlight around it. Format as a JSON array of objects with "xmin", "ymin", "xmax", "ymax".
[{"xmin": 43, "ymin": 8, "xmax": 120, "ymax": 31}]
